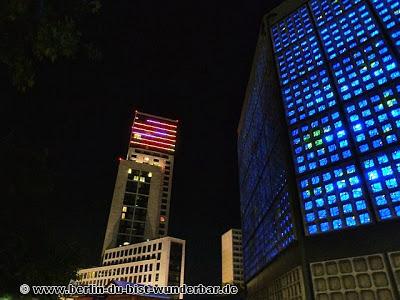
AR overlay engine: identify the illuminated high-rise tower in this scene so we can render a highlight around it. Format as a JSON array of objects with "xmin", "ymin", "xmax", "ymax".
[
  {"xmin": 103, "ymin": 111, "xmax": 178, "ymax": 252},
  {"xmin": 238, "ymin": 0, "xmax": 400, "ymax": 298},
  {"xmin": 77, "ymin": 111, "xmax": 185, "ymax": 293}
]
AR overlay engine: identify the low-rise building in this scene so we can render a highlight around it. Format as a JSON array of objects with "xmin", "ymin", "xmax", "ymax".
[{"xmin": 78, "ymin": 236, "xmax": 185, "ymax": 294}]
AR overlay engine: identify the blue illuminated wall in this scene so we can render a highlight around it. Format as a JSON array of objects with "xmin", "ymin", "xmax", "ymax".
[
  {"xmin": 271, "ymin": 0, "xmax": 400, "ymax": 235},
  {"xmin": 238, "ymin": 35, "xmax": 296, "ymax": 281}
]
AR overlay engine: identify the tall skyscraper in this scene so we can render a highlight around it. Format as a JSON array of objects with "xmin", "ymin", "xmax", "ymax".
[
  {"xmin": 103, "ymin": 111, "xmax": 178, "ymax": 252},
  {"xmin": 238, "ymin": 0, "xmax": 400, "ymax": 299},
  {"xmin": 221, "ymin": 229, "xmax": 244, "ymax": 289},
  {"xmin": 77, "ymin": 111, "xmax": 185, "ymax": 296}
]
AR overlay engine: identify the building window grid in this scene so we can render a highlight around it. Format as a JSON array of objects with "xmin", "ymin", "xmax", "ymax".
[
  {"xmin": 281, "ymin": 68, "xmax": 337, "ymax": 126},
  {"xmin": 344, "ymin": 84, "xmax": 400, "ymax": 153},
  {"xmin": 370, "ymin": 0, "xmax": 400, "ymax": 53},
  {"xmin": 276, "ymin": 34, "xmax": 324, "ymax": 86},
  {"xmin": 318, "ymin": 3, "xmax": 380, "ymax": 61},
  {"xmin": 310, "ymin": 0, "xmax": 362, "ymax": 28},
  {"xmin": 362, "ymin": 147, "xmax": 400, "ymax": 220},
  {"xmin": 269, "ymin": 0, "xmax": 400, "ymax": 236},
  {"xmin": 331, "ymin": 38, "xmax": 400, "ymax": 102},
  {"xmin": 243, "ymin": 189, "xmax": 295, "ymax": 280},
  {"xmin": 300, "ymin": 162, "xmax": 372, "ymax": 234},
  {"xmin": 290, "ymin": 110, "xmax": 353, "ymax": 174}
]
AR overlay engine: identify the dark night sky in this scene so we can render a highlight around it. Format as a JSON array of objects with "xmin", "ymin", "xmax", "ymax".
[{"xmin": 2, "ymin": 0, "xmax": 282, "ymax": 287}]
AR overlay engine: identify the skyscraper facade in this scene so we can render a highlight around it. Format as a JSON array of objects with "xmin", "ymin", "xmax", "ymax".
[
  {"xmin": 77, "ymin": 111, "xmax": 185, "ymax": 297},
  {"xmin": 221, "ymin": 229, "xmax": 245, "ymax": 289},
  {"xmin": 103, "ymin": 111, "xmax": 178, "ymax": 252},
  {"xmin": 238, "ymin": 0, "xmax": 400, "ymax": 298}
]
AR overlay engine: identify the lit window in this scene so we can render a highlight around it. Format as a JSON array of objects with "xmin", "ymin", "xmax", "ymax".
[
  {"xmin": 332, "ymin": 40, "xmax": 400, "ymax": 102},
  {"xmin": 290, "ymin": 111, "xmax": 352, "ymax": 174},
  {"xmin": 345, "ymin": 85, "xmax": 400, "ymax": 154},
  {"xmin": 370, "ymin": 0, "xmax": 400, "ymax": 52},
  {"xmin": 310, "ymin": 0, "xmax": 361, "ymax": 27},
  {"xmin": 318, "ymin": 5, "xmax": 379, "ymax": 60},
  {"xmin": 362, "ymin": 147, "xmax": 400, "ymax": 221},
  {"xmin": 271, "ymin": 5, "xmax": 313, "ymax": 53},
  {"xmin": 299, "ymin": 163, "xmax": 371, "ymax": 235}
]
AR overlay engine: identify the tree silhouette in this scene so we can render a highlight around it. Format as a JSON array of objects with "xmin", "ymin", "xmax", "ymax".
[{"xmin": 0, "ymin": 0, "xmax": 102, "ymax": 92}]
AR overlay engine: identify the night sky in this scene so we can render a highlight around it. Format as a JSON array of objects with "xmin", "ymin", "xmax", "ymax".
[{"xmin": 3, "ymin": 0, "xmax": 282, "ymax": 287}]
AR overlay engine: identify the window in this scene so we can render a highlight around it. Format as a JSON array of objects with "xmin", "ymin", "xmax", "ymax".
[
  {"xmin": 300, "ymin": 163, "xmax": 372, "ymax": 234},
  {"xmin": 271, "ymin": 6, "xmax": 313, "ymax": 53},
  {"xmin": 362, "ymin": 148, "xmax": 400, "ymax": 220},
  {"xmin": 290, "ymin": 111, "xmax": 352, "ymax": 174},
  {"xmin": 370, "ymin": 0, "xmax": 400, "ymax": 52},
  {"xmin": 345, "ymin": 85, "xmax": 400, "ymax": 154},
  {"xmin": 332, "ymin": 40, "xmax": 399, "ymax": 102}
]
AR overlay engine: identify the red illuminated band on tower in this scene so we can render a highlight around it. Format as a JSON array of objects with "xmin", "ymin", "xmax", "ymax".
[{"xmin": 130, "ymin": 111, "xmax": 178, "ymax": 153}]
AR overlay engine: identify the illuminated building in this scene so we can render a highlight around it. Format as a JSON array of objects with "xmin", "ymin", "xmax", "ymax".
[
  {"xmin": 238, "ymin": 0, "xmax": 400, "ymax": 298},
  {"xmin": 221, "ymin": 229, "xmax": 244, "ymax": 289},
  {"xmin": 77, "ymin": 111, "xmax": 184, "ymax": 297},
  {"xmin": 103, "ymin": 111, "xmax": 178, "ymax": 251},
  {"xmin": 78, "ymin": 237, "xmax": 185, "ymax": 290}
]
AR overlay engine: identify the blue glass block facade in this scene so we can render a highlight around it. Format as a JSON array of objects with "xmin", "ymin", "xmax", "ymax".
[
  {"xmin": 269, "ymin": 0, "xmax": 400, "ymax": 236},
  {"xmin": 319, "ymin": 4, "xmax": 380, "ymax": 60},
  {"xmin": 276, "ymin": 35, "xmax": 324, "ymax": 85},
  {"xmin": 299, "ymin": 163, "xmax": 372, "ymax": 234},
  {"xmin": 362, "ymin": 147, "xmax": 400, "ymax": 220},
  {"xmin": 282, "ymin": 69, "xmax": 337, "ymax": 125},
  {"xmin": 310, "ymin": 0, "xmax": 362, "ymax": 28},
  {"xmin": 370, "ymin": 0, "xmax": 400, "ymax": 52},
  {"xmin": 243, "ymin": 189, "xmax": 295, "ymax": 280},
  {"xmin": 271, "ymin": 6, "xmax": 314, "ymax": 53},
  {"xmin": 331, "ymin": 39, "xmax": 400, "ymax": 101},
  {"xmin": 238, "ymin": 34, "xmax": 296, "ymax": 280},
  {"xmin": 239, "ymin": 0, "xmax": 400, "ymax": 283},
  {"xmin": 291, "ymin": 111, "xmax": 353, "ymax": 174},
  {"xmin": 344, "ymin": 84, "xmax": 400, "ymax": 153}
]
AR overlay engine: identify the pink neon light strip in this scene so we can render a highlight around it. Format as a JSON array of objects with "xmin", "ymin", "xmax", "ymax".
[
  {"xmin": 147, "ymin": 119, "xmax": 177, "ymax": 129},
  {"xmin": 131, "ymin": 141, "xmax": 175, "ymax": 152},
  {"xmin": 132, "ymin": 126, "xmax": 176, "ymax": 138},
  {"xmin": 133, "ymin": 135, "xmax": 175, "ymax": 147},
  {"xmin": 132, "ymin": 131, "xmax": 176, "ymax": 143},
  {"xmin": 134, "ymin": 122, "xmax": 177, "ymax": 133}
]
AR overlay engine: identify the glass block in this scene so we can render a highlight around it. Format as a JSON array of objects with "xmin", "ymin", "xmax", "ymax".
[
  {"xmin": 319, "ymin": 4, "xmax": 380, "ymax": 60},
  {"xmin": 310, "ymin": 0, "xmax": 362, "ymax": 28},
  {"xmin": 271, "ymin": 5, "xmax": 314, "ymax": 53},
  {"xmin": 290, "ymin": 111, "xmax": 352, "ymax": 174},
  {"xmin": 242, "ymin": 189, "xmax": 295, "ymax": 280},
  {"xmin": 362, "ymin": 147, "xmax": 400, "ymax": 221},
  {"xmin": 345, "ymin": 84, "xmax": 400, "ymax": 154},
  {"xmin": 282, "ymin": 69, "xmax": 337, "ymax": 125},
  {"xmin": 299, "ymin": 163, "xmax": 372, "ymax": 235},
  {"xmin": 370, "ymin": 0, "xmax": 400, "ymax": 52},
  {"xmin": 276, "ymin": 34, "xmax": 324, "ymax": 86},
  {"xmin": 332, "ymin": 39, "xmax": 400, "ymax": 102}
]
